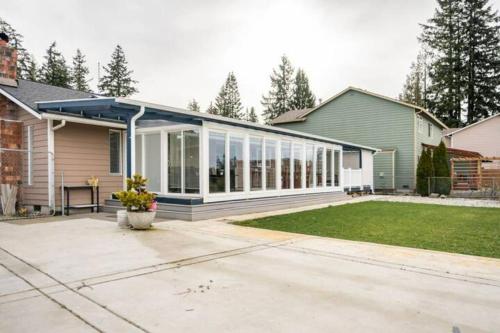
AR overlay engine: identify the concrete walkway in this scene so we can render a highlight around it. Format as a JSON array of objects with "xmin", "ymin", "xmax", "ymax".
[{"xmin": 1, "ymin": 214, "xmax": 499, "ymax": 332}]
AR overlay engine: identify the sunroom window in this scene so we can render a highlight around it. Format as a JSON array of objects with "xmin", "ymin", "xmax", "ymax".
[
  {"xmin": 250, "ymin": 137, "xmax": 263, "ymax": 191},
  {"xmin": 144, "ymin": 133, "xmax": 161, "ymax": 192},
  {"xmin": 265, "ymin": 140, "xmax": 277, "ymax": 190},
  {"xmin": 209, "ymin": 132, "xmax": 226, "ymax": 193},
  {"xmin": 326, "ymin": 148, "xmax": 332, "ymax": 186},
  {"xmin": 293, "ymin": 144, "xmax": 303, "ymax": 189},
  {"xmin": 229, "ymin": 136, "xmax": 244, "ymax": 192},
  {"xmin": 183, "ymin": 130, "xmax": 200, "ymax": 194},
  {"xmin": 281, "ymin": 141, "xmax": 291, "ymax": 189},
  {"xmin": 334, "ymin": 150, "xmax": 340, "ymax": 187},
  {"xmin": 305, "ymin": 144, "xmax": 314, "ymax": 188},
  {"xmin": 316, "ymin": 147, "xmax": 324, "ymax": 187}
]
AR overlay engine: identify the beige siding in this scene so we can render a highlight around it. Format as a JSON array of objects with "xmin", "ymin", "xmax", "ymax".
[
  {"xmin": 54, "ymin": 123, "xmax": 124, "ymax": 208},
  {"xmin": 450, "ymin": 116, "xmax": 500, "ymax": 157}
]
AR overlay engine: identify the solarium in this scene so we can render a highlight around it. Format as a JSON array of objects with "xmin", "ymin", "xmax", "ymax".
[{"xmin": 37, "ymin": 97, "xmax": 376, "ymax": 218}]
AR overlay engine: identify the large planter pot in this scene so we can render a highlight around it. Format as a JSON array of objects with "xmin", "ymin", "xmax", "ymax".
[
  {"xmin": 127, "ymin": 211, "xmax": 156, "ymax": 230},
  {"xmin": 116, "ymin": 210, "xmax": 130, "ymax": 229}
]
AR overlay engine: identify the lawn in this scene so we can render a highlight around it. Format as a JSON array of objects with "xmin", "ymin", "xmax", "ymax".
[{"xmin": 235, "ymin": 201, "xmax": 500, "ymax": 258}]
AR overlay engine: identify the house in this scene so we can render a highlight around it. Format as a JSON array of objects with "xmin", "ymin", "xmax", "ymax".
[
  {"xmin": 0, "ymin": 39, "xmax": 377, "ymax": 220},
  {"xmin": 271, "ymin": 87, "xmax": 448, "ymax": 191},
  {"xmin": 444, "ymin": 113, "xmax": 500, "ymax": 157}
]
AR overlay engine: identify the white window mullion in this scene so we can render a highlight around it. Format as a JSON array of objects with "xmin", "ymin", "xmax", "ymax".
[
  {"xmin": 181, "ymin": 131, "xmax": 185, "ymax": 194},
  {"xmin": 225, "ymin": 132, "xmax": 230, "ymax": 193},
  {"xmin": 312, "ymin": 145, "xmax": 317, "ymax": 189},
  {"xmin": 262, "ymin": 139, "xmax": 266, "ymax": 191},
  {"xmin": 244, "ymin": 134, "xmax": 250, "ymax": 194},
  {"xmin": 276, "ymin": 141, "xmax": 282, "ymax": 191}
]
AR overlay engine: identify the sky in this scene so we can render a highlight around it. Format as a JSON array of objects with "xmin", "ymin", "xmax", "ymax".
[{"xmin": 4, "ymin": 0, "xmax": 500, "ymax": 120}]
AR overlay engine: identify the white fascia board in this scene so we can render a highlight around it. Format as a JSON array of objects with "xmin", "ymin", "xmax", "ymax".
[
  {"xmin": 41, "ymin": 113, "xmax": 127, "ymax": 129},
  {"xmin": 0, "ymin": 87, "xmax": 42, "ymax": 119}
]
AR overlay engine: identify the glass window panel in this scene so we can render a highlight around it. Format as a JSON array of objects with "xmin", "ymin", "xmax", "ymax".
[
  {"xmin": 316, "ymin": 147, "xmax": 324, "ymax": 187},
  {"xmin": 183, "ymin": 130, "xmax": 200, "ymax": 194},
  {"xmin": 168, "ymin": 132, "xmax": 182, "ymax": 193},
  {"xmin": 135, "ymin": 135, "xmax": 142, "ymax": 175},
  {"xmin": 281, "ymin": 141, "xmax": 291, "ymax": 189},
  {"xmin": 109, "ymin": 131, "xmax": 121, "ymax": 174},
  {"xmin": 326, "ymin": 149, "xmax": 332, "ymax": 186},
  {"xmin": 229, "ymin": 136, "xmax": 244, "ymax": 192},
  {"xmin": 209, "ymin": 132, "xmax": 226, "ymax": 193},
  {"xmin": 265, "ymin": 140, "xmax": 276, "ymax": 190},
  {"xmin": 293, "ymin": 144, "xmax": 303, "ymax": 189},
  {"xmin": 334, "ymin": 150, "xmax": 340, "ymax": 187},
  {"xmin": 306, "ymin": 144, "xmax": 314, "ymax": 188},
  {"xmin": 250, "ymin": 137, "xmax": 263, "ymax": 191},
  {"xmin": 145, "ymin": 133, "xmax": 161, "ymax": 192}
]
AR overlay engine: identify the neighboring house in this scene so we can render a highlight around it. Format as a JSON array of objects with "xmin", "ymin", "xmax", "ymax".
[
  {"xmin": 0, "ymin": 41, "xmax": 377, "ymax": 219},
  {"xmin": 444, "ymin": 113, "xmax": 500, "ymax": 157},
  {"xmin": 272, "ymin": 87, "xmax": 448, "ymax": 191}
]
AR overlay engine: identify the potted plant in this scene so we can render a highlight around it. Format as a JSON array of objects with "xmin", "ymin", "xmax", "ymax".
[{"xmin": 115, "ymin": 174, "xmax": 157, "ymax": 229}]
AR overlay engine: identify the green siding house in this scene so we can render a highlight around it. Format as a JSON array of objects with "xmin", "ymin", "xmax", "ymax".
[{"xmin": 272, "ymin": 87, "xmax": 447, "ymax": 191}]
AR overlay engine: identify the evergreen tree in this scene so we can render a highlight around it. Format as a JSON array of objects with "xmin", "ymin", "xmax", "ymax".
[
  {"xmin": 39, "ymin": 42, "xmax": 71, "ymax": 88},
  {"xmin": 25, "ymin": 54, "xmax": 38, "ymax": 81},
  {"xmin": 245, "ymin": 107, "xmax": 258, "ymax": 123},
  {"xmin": 187, "ymin": 99, "xmax": 201, "ymax": 112},
  {"xmin": 420, "ymin": 0, "xmax": 465, "ymax": 127},
  {"xmin": 291, "ymin": 68, "xmax": 316, "ymax": 110},
  {"xmin": 98, "ymin": 45, "xmax": 138, "ymax": 97},
  {"xmin": 461, "ymin": 0, "xmax": 500, "ymax": 124},
  {"xmin": 261, "ymin": 55, "xmax": 295, "ymax": 124},
  {"xmin": 214, "ymin": 72, "xmax": 243, "ymax": 119},
  {"xmin": 399, "ymin": 49, "xmax": 431, "ymax": 108},
  {"xmin": 206, "ymin": 101, "xmax": 218, "ymax": 115},
  {"xmin": 71, "ymin": 49, "xmax": 90, "ymax": 92},
  {"xmin": 416, "ymin": 148, "xmax": 434, "ymax": 196},
  {"xmin": 0, "ymin": 17, "xmax": 32, "ymax": 80},
  {"xmin": 432, "ymin": 141, "xmax": 451, "ymax": 194}
]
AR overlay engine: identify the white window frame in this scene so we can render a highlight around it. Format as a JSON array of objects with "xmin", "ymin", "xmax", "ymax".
[
  {"xmin": 109, "ymin": 129, "xmax": 123, "ymax": 176},
  {"xmin": 428, "ymin": 123, "xmax": 433, "ymax": 138},
  {"xmin": 418, "ymin": 116, "xmax": 423, "ymax": 134}
]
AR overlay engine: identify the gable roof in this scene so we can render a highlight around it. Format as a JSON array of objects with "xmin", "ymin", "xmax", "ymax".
[
  {"xmin": 0, "ymin": 79, "xmax": 96, "ymax": 117},
  {"xmin": 444, "ymin": 113, "xmax": 500, "ymax": 136},
  {"xmin": 271, "ymin": 86, "xmax": 448, "ymax": 129}
]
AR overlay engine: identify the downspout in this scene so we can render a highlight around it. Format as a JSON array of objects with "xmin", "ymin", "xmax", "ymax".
[
  {"xmin": 48, "ymin": 120, "xmax": 67, "ymax": 215},
  {"xmin": 127, "ymin": 106, "xmax": 145, "ymax": 178}
]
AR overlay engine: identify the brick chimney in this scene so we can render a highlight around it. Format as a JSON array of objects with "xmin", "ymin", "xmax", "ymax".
[{"xmin": 0, "ymin": 32, "xmax": 18, "ymax": 87}]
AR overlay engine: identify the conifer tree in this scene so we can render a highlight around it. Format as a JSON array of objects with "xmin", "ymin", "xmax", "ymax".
[
  {"xmin": 461, "ymin": 0, "xmax": 500, "ymax": 124},
  {"xmin": 98, "ymin": 45, "xmax": 138, "ymax": 97},
  {"xmin": 245, "ymin": 107, "xmax": 258, "ymax": 123},
  {"xmin": 25, "ymin": 55, "xmax": 38, "ymax": 81},
  {"xmin": 206, "ymin": 101, "xmax": 218, "ymax": 115},
  {"xmin": 187, "ymin": 99, "xmax": 201, "ymax": 112},
  {"xmin": 399, "ymin": 49, "xmax": 431, "ymax": 108},
  {"xmin": 71, "ymin": 49, "xmax": 90, "ymax": 92},
  {"xmin": 0, "ymin": 17, "xmax": 32, "ymax": 80},
  {"xmin": 432, "ymin": 141, "xmax": 451, "ymax": 194},
  {"xmin": 261, "ymin": 55, "xmax": 295, "ymax": 123},
  {"xmin": 416, "ymin": 148, "xmax": 434, "ymax": 196},
  {"xmin": 291, "ymin": 68, "xmax": 316, "ymax": 110},
  {"xmin": 214, "ymin": 72, "xmax": 243, "ymax": 119},
  {"xmin": 39, "ymin": 42, "xmax": 71, "ymax": 88}
]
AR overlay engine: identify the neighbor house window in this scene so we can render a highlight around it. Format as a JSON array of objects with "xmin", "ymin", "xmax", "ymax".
[
  {"xmin": 418, "ymin": 116, "xmax": 423, "ymax": 133},
  {"xmin": 209, "ymin": 132, "xmax": 226, "ymax": 193},
  {"xmin": 229, "ymin": 136, "xmax": 244, "ymax": 192},
  {"xmin": 281, "ymin": 141, "xmax": 291, "ymax": 189},
  {"xmin": 316, "ymin": 147, "xmax": 324, "ymax": 187},
  {"xmin": 305, "ymin": 144, "xmax": 314, "ymax": 188},
  {"xmin": 109, "ymin": 130, "xmax": 122, "ymax": 174},
  {"xmin": 293, "ymin": 144, "xmax": 303, "ymax": 189},
  {"xmin": 428, "ymin": 123, "xmax": 432, "ymax": 138},
  {"xmin": 250, "ymin": 137, "xmax": 263, "ymax": 191},
  {"xmin": 326, "ymin": 149, "xmax": 332, "ymax": 186},
  {"xmin": 265, "ymin": 140, "xmax": 277, "ymax": 190}
]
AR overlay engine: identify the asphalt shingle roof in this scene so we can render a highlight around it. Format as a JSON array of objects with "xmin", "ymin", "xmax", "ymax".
[
  {"xmin": 271, "ymin": 108, "xmax": 312, "ymax": 124},
  {"xmin": 0, "ymin": 79, "xmax": 95, "ymax": 111}
]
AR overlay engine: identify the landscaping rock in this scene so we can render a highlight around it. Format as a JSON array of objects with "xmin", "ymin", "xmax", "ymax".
[{"xmin": 429, "ymin": 193, "xmax": 440, "ymax": 198}]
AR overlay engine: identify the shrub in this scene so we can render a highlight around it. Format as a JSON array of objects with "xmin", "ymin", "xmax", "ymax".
[
  {"xmin": 115, "ymin": 174, "xmax": 156, "ymax": 212},
  {"xmin": 432, "ymin": 141, "xmax": 451, "ymax": 195},
  {"xmin": 416, "ymin": 148, "xmax": 433, "ymax": 196}
]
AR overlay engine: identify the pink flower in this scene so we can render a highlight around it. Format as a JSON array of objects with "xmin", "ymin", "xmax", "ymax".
[{"xmin": 149, "ymin": 201, "xmax": 158, "ymax": 212}]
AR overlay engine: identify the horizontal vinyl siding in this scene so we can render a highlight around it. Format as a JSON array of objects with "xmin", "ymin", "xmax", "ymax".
[
  {"xmin": 17, "ymin": 110, "xmax": 49, "ymax": 206},
  {"xmin": 279, "ymin": 90, "xmax": 415, "ymax": 189},
  {"xmin": 373, "ymin": 152, "xmax": 394, "ymax": 189},
  {"xmin": 54, "ymin": 123, "xmax": 124, "ymax": 208},
  {"xmin": 451, "ymin": 116, "xmax": 500, "ymax": 156}
]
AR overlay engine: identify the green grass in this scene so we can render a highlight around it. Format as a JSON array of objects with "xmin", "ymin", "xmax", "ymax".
[{"xmin": 235, "ymin": 201, "xmax": 500, "ymax": 258}]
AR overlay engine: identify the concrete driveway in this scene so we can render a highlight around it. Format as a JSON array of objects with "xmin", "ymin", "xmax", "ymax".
[{"xmin": 0, "ymin": 214, "xmax": 499, "ymax": 333}]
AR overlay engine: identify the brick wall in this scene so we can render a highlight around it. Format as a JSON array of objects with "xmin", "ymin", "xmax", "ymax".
[
  {"xmin": 0, "ymin": 120, "xmax": 23, "ymax": 184},
  {"xmin": 0, "ymin": 45, "xmax": 17, "ymax": 80}
]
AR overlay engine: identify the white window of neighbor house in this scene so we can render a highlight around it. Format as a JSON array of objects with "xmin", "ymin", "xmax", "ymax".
[
  {"xmin": 428, "ymin": 123, "xmax": 433, "ymax": 138},
  {"xmin": 183, "ymin": 130, "xmax": 200, "ymax": 194},
  {"xmin": 418, "ymin": 116, "xmax": 423, "ymax": 134},
  {"xmin": 305, "ymin": 144, "xmax": 314, "ymax": 188},
  {"xmin": 326, "ymin": 148, "xmax": 333, "ymax": 187},
  {"xmin": 281, "ymin": 141, "xmax": 291, "ymax": 189},
  {"xmin": 109, "ymin": 130, "xmax": 122, "ymax": 175},
  {"xmin": 316, "ymin": 147, "xmax": 324, "ymax": 187},
  {"xmin": 229, "ymin": 135, "xmax": 244, "ymax": 192}
]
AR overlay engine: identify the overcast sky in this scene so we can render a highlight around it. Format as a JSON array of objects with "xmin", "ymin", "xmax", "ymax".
[{"xmin": 4, "ymin": 0, "xmax": 500, "ymax": 119}]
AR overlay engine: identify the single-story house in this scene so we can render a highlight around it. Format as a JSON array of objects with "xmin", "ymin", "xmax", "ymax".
[
  {"xmin": 444, "ymin": 113, "xmax": 500, "ymax": 157},
  {"xmin": 0, "ymin": 42, "xmax": 377, "ymax": 220},
  {"xmin": 271, "ymin": 87, "xmax": 448, "ymax": 192}
]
